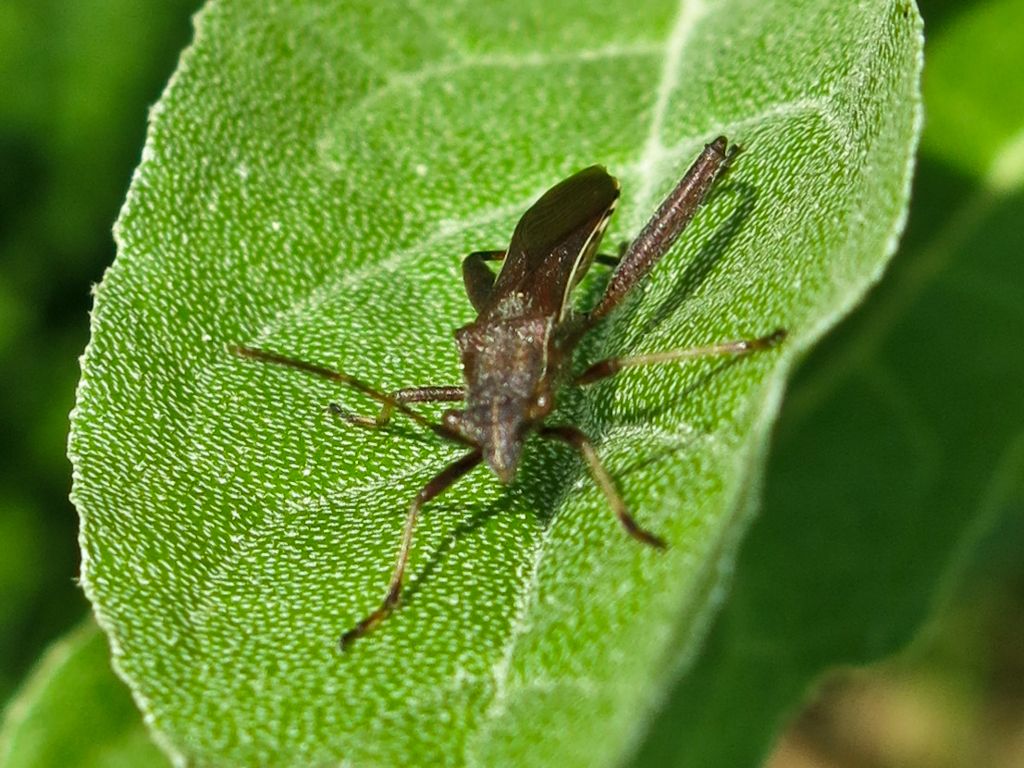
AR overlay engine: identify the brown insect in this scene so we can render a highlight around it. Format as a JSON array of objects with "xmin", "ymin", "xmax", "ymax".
[{"xmin": 233, "ymin": 136, "xmax": 785, "ymax": 649}]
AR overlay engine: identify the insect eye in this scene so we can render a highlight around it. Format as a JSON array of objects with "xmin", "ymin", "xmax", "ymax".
[
  {"xmin": 529, "ymin": 391, "xmax": 552, "ymax": 419},
  {"xmin": 442, "ymin": 410, "xmax": 462, "ymax": 430}
]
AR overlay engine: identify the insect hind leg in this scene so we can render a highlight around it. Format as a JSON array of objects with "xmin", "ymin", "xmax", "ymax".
[{"xmin": 588, "ymin": 137, "xmax": 735, "ymax": 325}]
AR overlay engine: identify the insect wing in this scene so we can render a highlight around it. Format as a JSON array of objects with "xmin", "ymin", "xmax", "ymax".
[{"xmin": 483, "ymin": 165, "xmax": 619, "ymax": 320}]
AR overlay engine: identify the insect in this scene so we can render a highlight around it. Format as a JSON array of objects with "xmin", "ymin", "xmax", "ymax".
[{"xmin": 233, "ymin": 136, "xmax": 785, "ymax": 649}]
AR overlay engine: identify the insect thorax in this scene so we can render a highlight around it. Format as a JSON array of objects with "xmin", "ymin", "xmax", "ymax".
[{"xmin": 451, "ymin": 314, "xmax": 556, "ymax": 482}]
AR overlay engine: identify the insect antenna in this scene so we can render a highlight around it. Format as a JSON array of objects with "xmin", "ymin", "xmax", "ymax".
[{"xmin": 230, "ymin": 345, "xmax": 462, "ymax": 441}]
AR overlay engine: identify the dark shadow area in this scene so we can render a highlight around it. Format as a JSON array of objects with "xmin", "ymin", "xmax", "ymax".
[{"xmin": 0, "ymin": 133, "xmax": 47, "ymax": 234}]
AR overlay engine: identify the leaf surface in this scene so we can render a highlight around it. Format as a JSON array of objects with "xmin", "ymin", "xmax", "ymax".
[{"xmin": 69, "ymin": 0, "xmax": 921, "ymax": 765}]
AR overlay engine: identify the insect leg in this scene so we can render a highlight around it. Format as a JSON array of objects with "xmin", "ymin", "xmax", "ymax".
[
  {"xmin": 330, "ymin": 385, "xmax": 464, "ymax": 429},
  {"xmin": 231, "ymin": 345, "xmax": 464, "ymax": 441},
  {"xmin": 340, "ymin": 449, "xmax": 482, "ymax": 650},
  {"xmin": 588, "ymin": 137, "xmax": 737, "ymax": 324},
  {"xmin": 540, "ymin": 425, "xmax": 666, "ymax": 550},
  {"xmin": 575, "ymin": 329, "xmax": 786, "ymax": 385},
  {"xmin": 594, "ymin": 238, "xmax": 630, "ymax": 267},
  {"xmin": 462, "ymin": 250, "xmax": 505, "ymax": 312}
]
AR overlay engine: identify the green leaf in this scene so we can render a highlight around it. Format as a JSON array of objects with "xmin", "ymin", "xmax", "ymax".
[
  {"xmin": 0, "ymin": 621, "xmax": 170, "ymax": 768},
  {"xmin": 0, "ymin": 493, "xmax": 45, "ymax": 695},
  {"xmin": 69, "ymin": 0, "xmax": 921, "ymax": 765},
  {"xmin": 630, "ymin": 0, "xmax": 1024, "ymax": 764},
  {"xmin": 920, "ymin": 0, "xmax": 1024, "ymax": 187}
]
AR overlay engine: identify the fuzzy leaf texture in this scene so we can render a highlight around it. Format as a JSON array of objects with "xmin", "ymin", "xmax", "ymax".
[
  {"xmin": 68, "ymin": 0, "xmax": 921, "ymax": 766},
  {"xmin": 631, "ymin": 0, "xmax": 1024, "ymax": 764}
]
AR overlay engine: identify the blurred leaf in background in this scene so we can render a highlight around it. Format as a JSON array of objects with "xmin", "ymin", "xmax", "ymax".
[
  {"xmin": 0, "ymin": 621, "xmax": 168, "ymax": 768},
  {"xmin": 0, "ymin": 0, "xmax": 200, "ymax": 697}
]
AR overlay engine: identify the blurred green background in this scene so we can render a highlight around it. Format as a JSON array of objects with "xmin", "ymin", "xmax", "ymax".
[
  {"xmin": 0, "ymin": 0, "xmax": 1020, "ymax": 765},
  {"xmin": 0, "ymin": 0, "xmax": 202, "ymax": 698}
]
